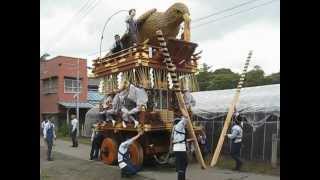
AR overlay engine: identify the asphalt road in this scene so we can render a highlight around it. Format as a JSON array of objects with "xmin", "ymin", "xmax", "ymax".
[{"xmin": 40, "ymin": 138, "xmax": 280, "ymax": 180}]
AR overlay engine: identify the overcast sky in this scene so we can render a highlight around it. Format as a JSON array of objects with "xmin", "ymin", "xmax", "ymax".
[{"xmin": 40, "ymin": 0, "xmax": 280, "ymax": 75}]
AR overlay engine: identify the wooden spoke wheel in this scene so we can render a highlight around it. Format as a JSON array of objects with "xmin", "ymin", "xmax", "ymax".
[
  {"xmin": 128, "ymin": 141, "xmax": 144, "ymax": 167},
  {"xmin": 100, "ymin": 137, "xmax": 118, "ymax": 165}
]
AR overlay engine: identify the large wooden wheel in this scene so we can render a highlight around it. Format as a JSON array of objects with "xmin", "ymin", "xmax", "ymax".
[
  {"xmin": 128, "ymin": 141, "xmax": 144, "ymax": 167},
  {"xmin": 100, "ymin": 137, "xmax": 118, "ymax": 165}
]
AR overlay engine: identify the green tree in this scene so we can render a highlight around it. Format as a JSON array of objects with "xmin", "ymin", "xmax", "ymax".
[
  {"xmin": 208, "ymin": 73, "xmax": 240, "ymax": 90},
  {"xmin": 196, "ymin": 63, "xmax": 279, "ymax": 91},
  {"xmin": 197, "ymin": 63, "xmax": 214, "ymax": 91},
  {"xmin": 244, "ymin": 66, "xmax": 265, "ymax": 87},
  {"xmin": 212, "ymin": 68, "xmax": 234, "ymax": 74},
  {"xmin": 208, "ymin": 68, "xmax": 240, "ymax": 90},
  {"xmin": 267, "ymin": 72, "xmax": 280, "ymax": 84},
  {"xmin": 40, "ymin": 53, "xmax": 50, "ymax": 61}
]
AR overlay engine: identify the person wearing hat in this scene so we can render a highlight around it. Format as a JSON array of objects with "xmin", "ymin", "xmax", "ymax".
[
  {"xmin": 118, "ymin": 130, "xmax": 144, "ymax": 177},
  {"xmin": 173, "ymin": 109, "xmax": 190, "ymax": 180},
  {"xmin": 70, "ymin": 114, "xmax": 79, "ymax": 147},
  {"xmin": 111, "ymin": 34, "xmax": 124, "ymax": 54},
  {"xmin": 227, "ymin": 110, "xmax": 243, "ymax": 171},
  {"xmin": 43, "ymin": 117, "xmax": 56, "ymax": 161}
]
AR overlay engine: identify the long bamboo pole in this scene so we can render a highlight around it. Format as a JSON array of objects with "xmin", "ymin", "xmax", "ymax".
[
  {"xmin": 210, "ymin": 50, "xmax": 253, "ymax": 167},
  {"xmin": 156, "ymin": 30, "xmax": 206, "ymax": 169}
]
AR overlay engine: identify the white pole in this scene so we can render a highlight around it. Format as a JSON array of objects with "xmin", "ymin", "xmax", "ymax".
[
  {"xmin": 77, "ymin": 58, "xmax": 80, "ymax": 137},
  {"xmin": 66, "ymin": 108, "xmax": 69, "ymax": 125}
]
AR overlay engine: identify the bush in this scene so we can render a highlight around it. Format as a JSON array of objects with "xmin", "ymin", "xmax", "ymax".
[{"xmin": 57, "ymin": 122, "xmax": 70, "ymax": 137}]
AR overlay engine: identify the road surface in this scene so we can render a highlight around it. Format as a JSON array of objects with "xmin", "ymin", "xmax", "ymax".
[{"xmin": 40, "ymin": 138, "xmax": 279, "ymax": 180}]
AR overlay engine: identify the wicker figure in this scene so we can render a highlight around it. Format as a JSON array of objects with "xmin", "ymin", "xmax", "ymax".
[{"xmin": 121, "ymin": 2, "xmax": 190, "ymax": 48}]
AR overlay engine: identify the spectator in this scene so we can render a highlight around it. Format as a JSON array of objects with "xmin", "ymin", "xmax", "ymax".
[
  {"xmin": 43, "ymin": 118, "xmax": 56, "ymax": 161},
  {"xmin": 70, "ymin": 114, "xmax": 79, "ymax": 148}
]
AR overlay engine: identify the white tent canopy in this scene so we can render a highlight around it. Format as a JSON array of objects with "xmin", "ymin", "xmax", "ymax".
[{"xmin": 192, "ymin": 84, "xmax": 280, "ymax": 118}]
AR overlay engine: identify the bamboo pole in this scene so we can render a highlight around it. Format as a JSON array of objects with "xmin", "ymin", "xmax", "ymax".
[
  {"xmin": 156, "ymin": 30, "xmax": 206, "ymax": 169},
  {"xmin": 210, "ymin": 51, "xmax": 253, "ymax": 167}
]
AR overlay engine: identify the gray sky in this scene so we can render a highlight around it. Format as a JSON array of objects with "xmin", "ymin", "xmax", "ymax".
[{"xmin": 40, "ymin": 0, "xmax": 280, "ymax": 75}]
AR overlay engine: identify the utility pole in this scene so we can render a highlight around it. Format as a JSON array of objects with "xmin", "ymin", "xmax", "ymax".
[{"xmin": 76, "ymin": 58, "xmax": 80, "ymax": 136}]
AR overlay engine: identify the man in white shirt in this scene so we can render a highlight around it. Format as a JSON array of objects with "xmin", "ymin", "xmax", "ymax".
[
  {"xmin": 41, "ymin": 118, "xmax": 48, "ymax": 137},
  {"xmin": 43, "ymin": 119, "xmax": 56, "ymax": 161},
  {"xmin": 70, "ymin": 114, "xmax": 79, "ymax": 147},
  {"xmin": 173, "ymin": 109, "xmax": 190, "ymax": 180},
  {"xmin": 227, "ymin": 112, "xmax": 243, "ymax": 171},
  {"xmin": 118, "ymin": 131, "xmax": 143, "ymax": 177}
]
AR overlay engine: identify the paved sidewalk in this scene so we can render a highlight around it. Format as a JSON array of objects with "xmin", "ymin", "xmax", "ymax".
[{"xmin": 40, "ymin": 138, "xmax": 279, "ymax": 180}]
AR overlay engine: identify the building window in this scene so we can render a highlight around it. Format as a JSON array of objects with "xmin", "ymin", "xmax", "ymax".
[
  {"xmin": 64, "ymin": 77, "xmax": 82, "ymax": 93},
  {"xmin": 42, "ymin": 77, "xmax": 58, "ymax": 94},
  {"xmin": 88, "ymin": 85, "xmax": 99, "ymax": 92}
]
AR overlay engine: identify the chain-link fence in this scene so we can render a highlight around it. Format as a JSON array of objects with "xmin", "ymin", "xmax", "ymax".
[{"xmin": 193, "ymin": 113, "xmax": 280, "ymax": 165}]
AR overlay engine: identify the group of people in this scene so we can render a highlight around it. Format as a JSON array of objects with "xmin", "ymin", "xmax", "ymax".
[
  {"xmin": 89, "ymin": 110, "xmax": 193, "ymax": 179},
  {"xmin": 41, "ymin": 85, "xmax": 244, "ymax": 179},
  {"xmin": 106, "ymin": 9, "xmax": 138, "ymax": 57},
  {"xmin": 99, "ymin": 81, "xmax": 148, "ymax": 128},
  {"xmin": 88, "ymin": 118, "xmax": 143, "ymax": 177},
  {"xmin": 40, "ymin": 114, "xmax": 79, "ymax": 161},
  {"xmin": 108, "ymin": 8, "xmax": 187, "ymax": 57},
  {"xmin": 171, "ymin": 109, "xmax": 244, "ymax": 180}
]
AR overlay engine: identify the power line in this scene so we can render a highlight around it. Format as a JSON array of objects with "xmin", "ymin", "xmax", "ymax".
[
  {"xmin": 47, "ymin": 0, "xmax": 95, "ymax": 45},
  {"xmin": 85, "ymin": 0, "xmax": 279, "ymax": 59},
  {"xmin": 192, "ymin": 0, "xmax": 264, "ymax": 23},
  {"xmin": 192, "ymin": 0, "xmax": 279, "ymax": 29},
  {"xmin": 47, "ymin": 0, "xmax": 102, "ymax": 51},
  {"xmin": 76, "ymin": 0, "xmax": 102, "ymax": 22}
]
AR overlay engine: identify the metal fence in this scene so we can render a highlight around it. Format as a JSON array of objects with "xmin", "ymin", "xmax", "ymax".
[{"xmin": 194, "ymin": 114, "xmax": 280, "ymax": 165}]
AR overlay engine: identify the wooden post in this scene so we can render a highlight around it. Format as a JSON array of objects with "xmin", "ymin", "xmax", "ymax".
[
  {"xmin": 66, "ymin": 108, "xmax": 70, "ymax": 125},
  {"xmin": 210, "ymin": 93, "xmax": 240, "ymax": 167},
  {"xmin": 210, "ymin": 51, "xmax": 253, "ymax": 167},
  {"xmin": 156, "ymin": 30, "xmax": 206, "ymax": 169},
  {"xmin": 271, "ymin": 133, "xmax": 278, "ymax": 168},
  {"xmin": 140, "ymin": 105, "xmax": 146, "ymax": 126}
]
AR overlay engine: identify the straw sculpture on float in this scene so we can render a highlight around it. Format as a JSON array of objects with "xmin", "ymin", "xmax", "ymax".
[{"xmin": 121, "ymin": 2, "xmax": 191, "ymax": 48}]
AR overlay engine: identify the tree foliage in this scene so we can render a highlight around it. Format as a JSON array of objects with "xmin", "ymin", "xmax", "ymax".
[
  {"xmin": 196, "ymin": 63, "xmax": 280, "ymax": 91},
  {"xmin": 40, "ymin": 53, "xmax": 50, "ymax": 61}
]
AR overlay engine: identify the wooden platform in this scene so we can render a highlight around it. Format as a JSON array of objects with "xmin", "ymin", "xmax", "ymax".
[
  {"xmin": 92, "ymin": 39, "xmax": 201, "ymax": 78},
  {"xmin": 96, "ymin": 121, "xmax": 203, "ymax": 132}
]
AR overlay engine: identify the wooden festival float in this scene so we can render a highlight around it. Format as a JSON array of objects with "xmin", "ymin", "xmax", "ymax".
[{"xmin": 91, "ymin": 2, "xmax": 207, "ymax": 168}]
